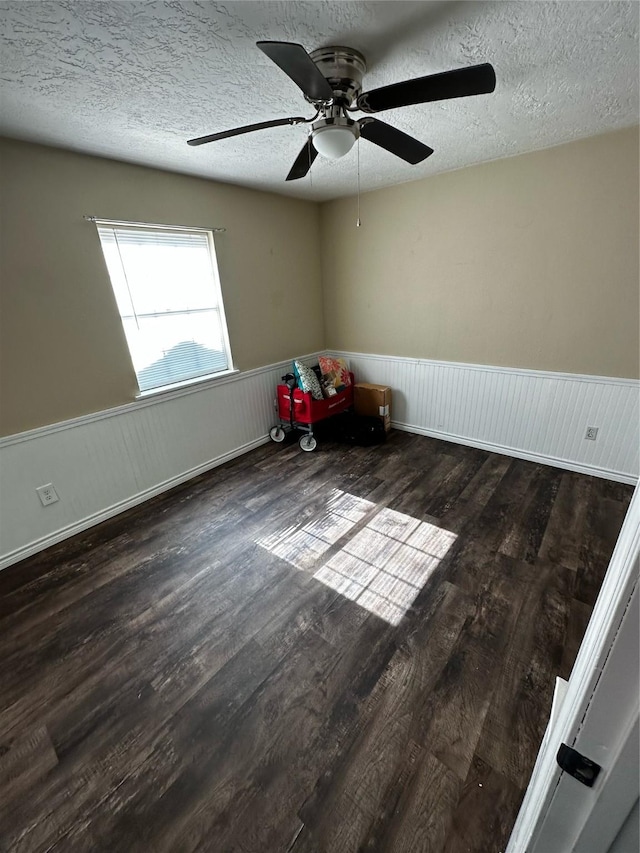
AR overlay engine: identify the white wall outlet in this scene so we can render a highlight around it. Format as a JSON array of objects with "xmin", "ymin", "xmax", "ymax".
[
  {"xmin": 585, "ymin": 426, "xmax": 599, "ymax": 441},
  {"xmin": 36, "ymin": 483, "xmax": 59, "ymax": 506}
]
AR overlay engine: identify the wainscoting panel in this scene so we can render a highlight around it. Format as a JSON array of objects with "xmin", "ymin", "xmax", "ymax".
[
  {"xmin": 334, "ymin": 351, "xmax": 639, "ymax": 484},
  {"xmin": 2, "ymin": 350, "xmax": 637, "ymax": 570},
  {"xmin": 0, "ymin": 355, "xmax": 314, "ymax": 570}
]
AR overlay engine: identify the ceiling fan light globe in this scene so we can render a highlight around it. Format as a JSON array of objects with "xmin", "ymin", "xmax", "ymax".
[{"xmin": 312, "ymin": 125, "xmax": 357, "ymax": 159}]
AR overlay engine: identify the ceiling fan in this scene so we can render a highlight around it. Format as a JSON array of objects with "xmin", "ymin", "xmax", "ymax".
[{"xmin": 187, "ymin": 41, "xmax": 496, "ymax": 181}]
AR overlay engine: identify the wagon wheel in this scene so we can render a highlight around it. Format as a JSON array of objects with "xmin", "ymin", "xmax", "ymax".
[
  {"xmin": 269, "ymin": 426, "xmax": 286, "ymax": 442},
  {"xmin": 299, "ymin": 434, "xmax": 317, "ymax": 452}
]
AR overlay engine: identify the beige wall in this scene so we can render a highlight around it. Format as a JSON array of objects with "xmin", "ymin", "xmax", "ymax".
[
  {"xmin": 1, "ymin": 128, "xmax": 638, "ymax": 437},
  {"xmin": 0, "ymin": 139, "xmax": 323, "ymax": 436},
  {"xmin": 320, "ymin": 127, "xmax": 640, "ymax": 380}
]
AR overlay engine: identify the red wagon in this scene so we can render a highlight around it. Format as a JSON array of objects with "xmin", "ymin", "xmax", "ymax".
[{"xmin": 270, "ymin": 373, "xmax": 354, "ymax": 451}]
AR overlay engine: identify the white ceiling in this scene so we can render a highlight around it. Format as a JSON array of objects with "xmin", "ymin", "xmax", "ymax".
[{"xmin": 1, "ymin": 1, "xmax": 638, "ymax": 202}]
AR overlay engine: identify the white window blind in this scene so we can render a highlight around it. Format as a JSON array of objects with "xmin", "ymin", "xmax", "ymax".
[{"xmin": 96, "ymin": 223, "xmax": 232, "ymax": 392}]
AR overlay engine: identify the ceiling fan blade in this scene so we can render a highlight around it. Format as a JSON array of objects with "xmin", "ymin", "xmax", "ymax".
[
  {"xmin": 357, "ymin": 63, "xmax": 496, "ymax": 113},
  {"xmin": 286, "ymin": 138, "xmax": 318, "ymax": 181},
  {"xmin": 187, "ymin": 117, "xmax": 307, "ymax": 146},
  {"xmin": 358, "ymin": 118, "xmax": 433, "ymax": 164},
  {"xmin": 257, "ymin": 41, "xmax": 334, "ymax": 101}
]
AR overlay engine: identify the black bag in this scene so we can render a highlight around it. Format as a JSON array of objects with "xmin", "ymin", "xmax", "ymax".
[{"xmin": 324, "ymin": 412, "xmax": 387, "ymax": 446}]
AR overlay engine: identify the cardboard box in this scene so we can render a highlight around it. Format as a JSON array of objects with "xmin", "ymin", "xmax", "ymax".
[{"xmin": 354, "ymin": 383, "xmax": 392, "ymax": 432}]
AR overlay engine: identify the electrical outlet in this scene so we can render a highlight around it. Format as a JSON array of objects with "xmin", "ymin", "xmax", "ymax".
[
  {"xmin": 36, "ymin": 483, "xmax": 59, "ymax": 506},
  {"xmin": 585, "ymin": 426, "xmax": 599, "ymax": 441}
]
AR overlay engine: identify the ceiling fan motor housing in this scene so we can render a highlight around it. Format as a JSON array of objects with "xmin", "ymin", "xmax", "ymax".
[{"xmin": 308, "ymin": 46, "xmax": 367, "ymax": 106}]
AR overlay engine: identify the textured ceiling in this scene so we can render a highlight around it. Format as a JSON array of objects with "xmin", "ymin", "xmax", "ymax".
[{"xmin": 1, "ymin": 1, "xmax": 638, "ymax": 201}]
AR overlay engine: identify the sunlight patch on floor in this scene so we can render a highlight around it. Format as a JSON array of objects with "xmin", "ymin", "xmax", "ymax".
[
  {"xmin": 257, "ymin": 491, "xmax": 457, "ymax": 626},
  {"xmin": 257, "ymin": 489, "xmax": 374, "ymax": 570}
]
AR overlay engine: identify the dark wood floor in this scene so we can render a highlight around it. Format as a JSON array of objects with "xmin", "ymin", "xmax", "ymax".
[{"xmin": 0, "ymin": 431, "xmax": 633, "ymax": 853}]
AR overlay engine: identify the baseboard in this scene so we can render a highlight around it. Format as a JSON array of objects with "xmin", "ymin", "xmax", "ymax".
[
  {"xmin": 392, "ymin": 422, "xmax": 638, "ymax": 485},
  {"xmin": 0, "ymin": 435, "xmax": 271, "ymax": 572}
]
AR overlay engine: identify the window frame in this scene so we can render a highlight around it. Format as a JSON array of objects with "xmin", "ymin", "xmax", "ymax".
[{"xmin": 94, "ymin": 218, "xmax": 235, "ymax": 397}]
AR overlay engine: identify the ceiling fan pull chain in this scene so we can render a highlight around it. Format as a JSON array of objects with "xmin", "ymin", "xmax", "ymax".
[{"xmin": 356, "ymin": 136, "xmax": 361, "ymax": 228}]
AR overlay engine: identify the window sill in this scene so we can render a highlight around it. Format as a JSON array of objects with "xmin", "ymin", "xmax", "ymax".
[{"xmin": 135, "ymin": 368, "xmax": 240, "ymax": 401}]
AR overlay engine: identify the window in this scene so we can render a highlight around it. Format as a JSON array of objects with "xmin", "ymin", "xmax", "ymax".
[{"xmin": 96, "ymin": 221, "xmax": 232, "ymax": 393}]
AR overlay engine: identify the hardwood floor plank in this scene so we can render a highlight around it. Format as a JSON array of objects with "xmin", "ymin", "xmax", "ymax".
[
  {"xmin": 0, "ymin": 551, "xmax": 294, "ymax": 739},
  {"xmin": 0, "ymin": 567, "xmax": 311, "ymax": 851},
  {"xmin": 0, "ymin": 726, "xmax": 59, "ymax": 811},
  {"xmin": 437, "ymin": 453, "xmax": 512, "ymax": 533},
  {"xmin": 42, "ymin": 636, "xmax": 283, "ymax": 853},
  {"xmin": 441, "ymin": 459, "xmax": 547, "ymax": 566},
  {"xmin": 292, "ymin": 647, "xmax": 425, "ymax": 853},
  {"xmin": 46, "ymin": 581, "xmax": 351, "ymax": 852},
  {"xmin": 445, "ymin": 543, "xmax": 525, "ymax": 600},
  {"xmin": 196, "ymin": 606, "xmax": 397, "ymax": 852},
  {"xmin": 409, "ymin": 582, "xmax": 515, "ymax": 781},
  {"xmin": 498, "ymin": 465, "xmax": 561, "ymax": 563},
  {"xmin": 385, "ymin": 453, "xmax": 464, "ymax": 520},
  {"xmin": 591, "ymin": 476, "xmax": 634, "ymax": 504},
  {"xmin": 575, "ymin": 496, "xmax": 631, "ymax": 607},
  {"xmin": 474, "ymin": 559, "xmax": 574, "ymax": 788},
  {"xmin": 359, "ymin": 751, "xmax": 462, "ymax": 853},
  {"xmin": 294, "ymin": 583, "xmax": 474, "ymax": 853},
  {"xmin": 421, "ymin": 451, "xmax": 490, "ymax": 520},
  {"xmin": 115, "ymin": 628, "xmax": 338, "ymax": 852},
  {"xmin": 559, "ymin": 597, "xmax": 593, "ymax": 681},
  {"xmin": 537, "ymin": 471, "xmax": 593, "ymax": 570},
  {"xmin": 441, "ymin": 754, "xmax": 523, "ymax": 853},
  {"xmin": 291, "ymin": 793, "xmax": 374, "ymax": 853}
]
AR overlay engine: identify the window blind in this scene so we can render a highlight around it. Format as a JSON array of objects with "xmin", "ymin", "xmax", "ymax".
[{"xmin": 97, "ymin": 224, "xmax": 231, "ymax": 392}]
